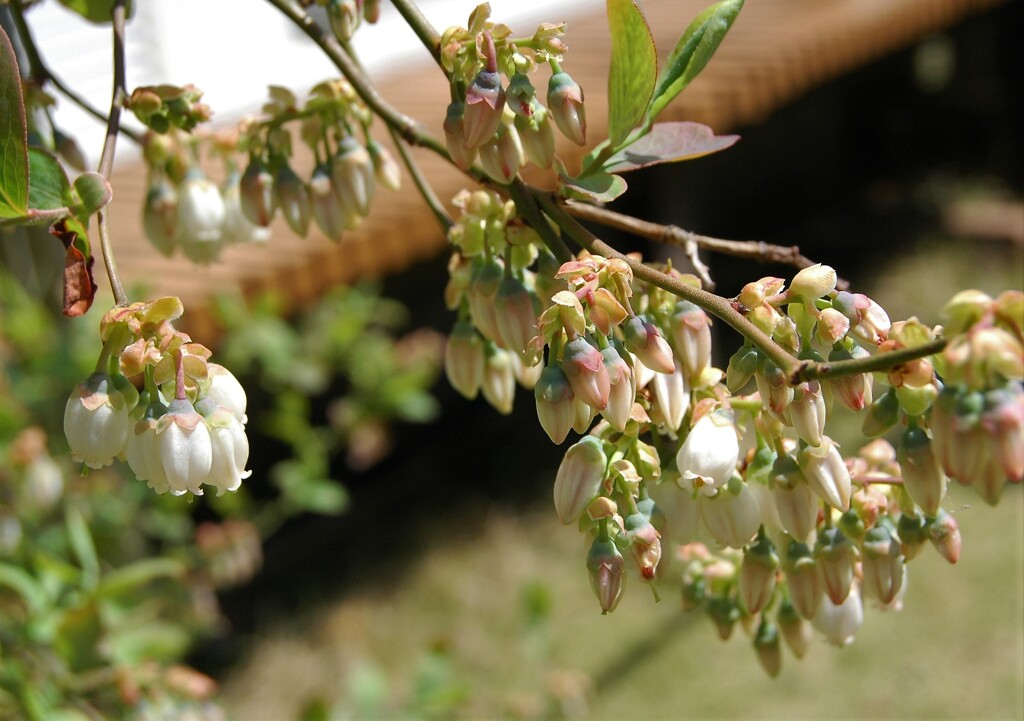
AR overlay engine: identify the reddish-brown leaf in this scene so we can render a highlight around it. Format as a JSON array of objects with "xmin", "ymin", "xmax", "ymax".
[{"xmin": 51, "ymin": 220, "xmax": 96, "ymax": 317}]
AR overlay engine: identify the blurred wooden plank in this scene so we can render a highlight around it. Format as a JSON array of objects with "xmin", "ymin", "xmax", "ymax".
[{"xmin": 100, "ymin": 0, "xmax": 1006, "ymax": 340}]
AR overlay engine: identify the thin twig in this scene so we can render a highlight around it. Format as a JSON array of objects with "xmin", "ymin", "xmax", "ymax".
[
  {"xmin": 565, "ymin": 201, "xmax": 849, "ymax": 290},
  {"xmin": 387, "ymin": 126, "xmax": 453, "ymax": 232},
  {"xmin": 8, "ymin": 2, "xmax": 142, "ymax": 145},
  {"xmin": 95, "ymin": 0, "xmax": 129, "ymax": 307},
  {"xmin": 508, "ymin": 180, "xmax": 573, "ymax": 263}
]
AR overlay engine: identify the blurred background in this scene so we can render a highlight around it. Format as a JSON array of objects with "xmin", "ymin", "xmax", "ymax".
[{"xmin": 1, "ymin": 0, "xmax": 1021, "ymax": 719}]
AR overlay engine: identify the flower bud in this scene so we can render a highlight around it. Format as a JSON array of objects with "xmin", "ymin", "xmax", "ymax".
[
  {"xmin": 222, "ymin": 171, "xmax": 271, "ymax": 245},
  {"xmin": 860, "ymin": 526, "xmax": 904, "ymax": 604},
  {"xmin": 828, "ymin": 344, "xmax": 873, "ymax": 412},
  {"xmin": 790, "ymin": 264, "xmax": 837, "ymax": 302},
  {"xmin": 622, "ymin": 316, "xmax": 675, "ymax": 374},
  {"xmin": 648, "ymin": 479, "xmax": 701, "ymax": 544},
  {"xmin": 463, "ymin": 69, "xmax": 506, "ymax": 150},
  {"xmin": 650, "ymin": 364, "xmax": 689, "ymax": 432},
  {"xmin": 754, "ymin": 361, "xmax": 794, "ymax": 417},
  {"xmin": 726, "ymin": 346, "xmax": 760, "ymax": 393},
  {"xmin": 572, "ymin": 396, "xmax": 597, "ymax": 434},
  {"xmin": 332, "ymin": 136, "xmax": 375, "ymax": 219},
  {"xmin": 941, "ymin": 289, "xmax": 993, "ymax": 335},
  {"xmin": 771, "ymin": 456, "xmax": 818, "ymax": 543},
  {"xmin": 481, "ymin": 345, "xmax": 516, "ymax": 415},
  {"xmin": 783, "ymin": 541, "xmax": 822, "ymax": 620},
  {"xmin": 677, "ymin": 411, "xmax": 740, "ymax": 495},
  {"xmin": 274, "ymin": 162, "xmax": 312, "ymax": 236},
  {"xmin": 799, "ymin": 440, "xmax": 852, "ymax": 512},
  {"xmin": 981, "ymin": 383, "xmax": 1024, "ymax": 482},
  {"xmin": 177, "ymin": 170, "xmax": 226, "ymax": 264},
  {"xmin": 812, "ymin": 584, "xmax": 863, "ymax": 646},
  {"xmin": 535, "ymin": 365, "xmax": 576, "ymax": 444},
  {"xmin": 625, "ymin": 512, "xmax": 662, "ymax": 581},
  {"xmin": 478, "ymin": 123, "xmax": 524, "ymax": 184},
  {"xmin": 309, "ymin": 163, "xmax": 346, "ymax": 241},
  {"xmin": 790, "ymin": 381, "xmax": 827, "ymax": 447},
  {"xmin": 142, "ymin": 178, "xmax": 179, "ymax": 257},
  {"xmin": 554, "ymin": 436, "xmax": 606, "ymax": 524},
  {"xmin": 600, "ymin": 346, "xmax": 634, "ymax": 432},
  {"xmin": 494, "ymin": 276, "xmax": 538, "ymax": 357},
  {"xmin": 366, "ymin": 139, "xmax": 401, "ymax": 192},
  {"xmin": 709, "ymin": 596, "xmax": 740, "ymax": 640},
  {"xmin": 443, "ymin": 101, "xmax": 477, "ymax": 171},
  {"xmin": 586, "ymin": 535, "xmax": 624, "ymax": 614},
  {"xmin": 815, "ymin": 528, "xmax": 857, "ymax": 604},
  {"xmin": 896, "ymin": 511, "xmax": 929, "ymax": 560},
  {"xmin": 777, "ymin": 599, "xmax": 813, "ymax": 659},
  {"xmin": 740, "ymin": 535, "xmax": 779, "ymax": 614},
  {"xmin": 327, "ymin": 0, "xmax": 360, "ymax": 42},
  {"xmin": 897, "ymin": 426, "xmax": 947, "ymax": 516},
  {"xmin": 670, "ymin": 302, "xmax": 712, "ymax": 380},
  {"xmin": 515, "ymin": 109, "xmax": 555, "ymax": 169},
  {"xmin": 754, "ymin": 620, "xmax": 782, "ymax": 678},
  {"xmin": 562, "ymin": 337, "xmax": 611, "ymax": 411},
  {"xmin": 862, "ymin": 387, "xmax": 900, "ymax": 438},
  {"xmin": 702, "ymin": 478, "xmax": 761, "ymax": 549},
  {"xmin": 64, "ymin": 372, "xmax": 132, "ymax": 469},
  {"xmin": 155, "ymin": 398, "xmax": 213, "ymax": 496},
  {"xmin": 239, "ymin": 157, "xmax": 276, "ymax": 227},
  {"xmin": 547, "ymin": 71, "xmax": 586, "ymax": 146},
  {"xmin": 927, "ymin": 509, "xmax": 961, "ymax": 564}
]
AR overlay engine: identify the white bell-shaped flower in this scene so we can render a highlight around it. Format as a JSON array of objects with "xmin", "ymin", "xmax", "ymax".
[
  {"xmin": 64, "ymin": 372, "xmax": 131, "ymax": 469},
  {"xmin": 199, "ymin": 400, "xmax": 251, "ymax": 495},
  {"xmin": 155, "ymin": 398, "xmax": 213, "ymax": 496},
  {"xmin": 177, "ymin": 170, "xmax": 226, "ymax": 264},
  {"xmin": 676, "ymin": 410, "xmax": 740, "ymax": 495},
  {"xmin": 205, "ymin": 363, "xmax": 248, "ymax": 425}
]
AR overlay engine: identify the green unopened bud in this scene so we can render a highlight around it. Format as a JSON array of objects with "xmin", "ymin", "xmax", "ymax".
[
  {"xmin": 332, "ymin": 136, "xmax": 375, "ymax": 219},
  {"xmin": 709, "ymin": 596, "xmax": 740, "ymax": 640},
  {"xmin": 481, "ymin": 345, "xmax": 516, "ymax": 415},
  {"xmin": 273, "ymin": 162, "xmax": 312, "ymax": 237},
  {"xmin": 535, "ymin": 365, "xmax": 575, "ymax": 444},
  {"xmin": 239, "ymin": 157, "xmax": 276, "ymax": 227},
  {"xmin": 515, "ymin": 109, "xmax": 555, "ymax": 169},
  {"xmin": 309, "ymin": 163, "xmax": 345, "ymax": 241},
  {"xmin": 327, "ymin": 0, "xmax": 360, "ymax": 42},
  {"xmin": 463, "ymin": 69, "xmax": 506, "ymax": 150},
  {"xmin": 815, "ymin": 528, "xmax": 856, "ymax": 605},
  {"xmin": 927, "ymin": 509, "xmax": 961, "ymax": 564},
  {"xmin": 586, "ymin": 535, "xmax": 624, "ymax": 614},
  {"xmin": 897, "ymin": 426, "xmax": 947, "ymax": 516},
  {"xmin": 740, "ymin": 534, "xmax": 779, "ymax": 615},
  {"xmin": 942, "ymin": 289, "xmax": 993, "ymax": 336},
  {"xmin": 547, "ymin": 71, "xmax": 586, "ymax": 145},
  {"xmin": 726, "ymin": 346, "xmax": 760, "ymax": 393},
  {"xmin": 754, "ymin": 620, "xmax": 782, "ymax": 678},
  {"xmin": 366, "ymin": 139, "xmax": 401, "ymax": 192},
  {"xmin": 444, "ymin": 101, "xmax": 476, "ymax": 170},
  {"xmin": 142, "ymin": 178, "xmax": 179, "ymax": 257},
  {"xmin": 860, "ymin": 526, "xmax": 904, "ymax": 604},
  {"xmin": 783, "ymin": 541, "xmax": 822, "ymax": 620},
  {"xmin": 862, "ymin": 388, "xmax": 900, "ymax": 438},
  {"xmin": 897, "ymin": 512, "xmax": 929, "ymax": 561},
  {"xmin": 777, "ymin": 599, "xmax": 812, "ymax": 659}
]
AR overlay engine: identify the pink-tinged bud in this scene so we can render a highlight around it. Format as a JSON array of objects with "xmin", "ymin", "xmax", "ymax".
[
  {"xmin": 155, "ymin": 398, "xmax": 213, "ymax": 496},
  {"xmin": 784, "ymin": 541, "xmax": 823, "ymax": 620},
  {"xmin": 494, "ymin": 276, "xmax": 538, "ymax": 357},
  {"xmin": 799, "ymin": 439, "xmax": 852, "ymax": 512},
  {"xmin": 562, "ymin": 337, "xmax": 611, "ymax": 411},
  {"xmin": 755, "ymin": 361, "xmax": 794, "ymax": 417},
  {"xmin": 835, "ymin": 292, "xmax": 891, "ymax": 347},
  {"xmin": 790, "ymin": 381, "xmax": 827, "ymax": 447},
  {"xmin": 931, "ymin": 388, "xmax": 987, "ymax": 484},
  {"xmin": 506, "ymin": 73, "xmax": 536, "ymax": 118},
  {"xmin": 478, "ymin": 124, "xmax": 523, "ymax": 184},
  {"xmin": 309, "ymin": 163, "xmax": 346, "ymax": 241},
  {"xmin": 897, "ymin": 512, "xmax": 929, "ymax": 560},
  {"xmin": 942, "ymin": 289, "xmax": 994, "ymax": 335},
  {"xmin": 790, "ymin": 264, "xmax": 837, "ymax": 302},
  {"xmin": 622, "ymin": 316, "xmax": 675, "ymax": 374},
  {"xmin": 625, "ymin": 512, "xmax": 662, "ymax": 581},
  {"xmin": 816, "ymin": 307, "xmax": 850, "ymax": 345},
  {"xmin": 815, "ymin": 528, "xmax": 857, "ymax": 605},
  {"xmin": 554, "ymin": 436, "xmax": 607, "ymax": 525},
  {"xmin": 771, "ymin": 463, "xmax": 818, "ymax": 544},
  {"xmin": 274, "ymin": 162, "xmax": 312, "ymax": 236},
  {"xmin": 630, "ymin": 352, "xmax": 656, "ymax": 391},
  {"xmin": 535, "ymin": 365, "xmax": 576, "ymax": 444},
  {"xmin": 677, "ymin": 411, "xmax": 740, "ymax": 495},
  {"xmin": 670, "ymin": 302, "xmax": 712, "ymax": 380},
  {"xmin": 754, "ymin": 620, "xmax": 782, "ymax": 678},
  {"xmin": 650, "ymin": 364, "xmax": 689, "ymax": 432},
  {"xmin": 366, "ymin": 139, "xmax": 401, "ymax": 192},
  {"xmin": 860, "ymin": 526, "xmax": 904, "ymax": 604},
  {"xmin": 701, "ymin": 481, "xmax": 761, "ymax": 549},
  {"xmin": 777, "ymin": 599, "xmax": 813, "ymax": 659},
  {"xmin": 64, "ymin": 372, "xmax": 132, "ymax": 469},
  {"xmin": 828, "ymin": 345, "xmax": 873, "ymax": 412},
  {"xmin": 444, "ymin": 101, "xmax": 477, "ymax": 171},
  {"xmin": 445, "ymin": 321, "xmax": 485, "ymax": 399},
  {"xmin": 572, "ymin": 396, "xmax": 597, "ymax": 434},
  {"xmin": 812, "ymin": 584, "xmax": 863, "ymax": 646},
  {"xmin": 897, "ymin": 426, "xmax": 947, "ymax": 516},
  {"xmin": 587, "ymin": 535, "xmax": 624, "ymax": 614},
  {"xmin": 981, "ymin": 383, "xmax": 1024, "ymax": 482},
  {"xmin": 944, "ymin": 327, "xmax": 1023, "ymax": 389},
  {"xmin": 928, "ymin": 510, "xmax": 961, "ymax": 564},
  {"xmin": 740, "ymin": 535, "xmax": 779, "ymax": 614},
  {"xmin": 515, "ymin": 109, "xmax": 555, "ymax": 169},
  {"xmin": 332, "ymin": 136, "xmax": 375, "ymax": 219},
  {"xmin": 142, "ymin": 178, "xmax": 179, "ymax": 257},
  {"xmin": 177, "ymin": 170, "xmax": 225, "ymax": 264},
  {"xmin": 547, "ymin": 71, "xmax": 586, "ymax": 146},
  {"xmin": 481, "ymin": 346, "xmax": 516, "ymax": 415},
  {"xmin": 463, "ymin": 70, "xmax": 506, "ymax": 151},
  {"xmin": 600, "ymin": 346, "xmax": 634, "ymax": 431},
  {"xmin": 239, "ymin": 157, "xmax": 276, "ymax": 227}
]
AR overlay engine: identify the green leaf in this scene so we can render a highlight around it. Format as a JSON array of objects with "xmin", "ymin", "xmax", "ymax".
[
  {"xmin": 97, "ymin": 558, "xmax": 186, "ymax": 598},
  {"xmin": 606, "ymin": 0, "xmax": 658, "ymax": 147},
  {"xmin": 559, "ymin": 171, "xmax": 628, "ymax": 204},
  {"xmin": 28, "ymin": 147, "xmax": 74, "ymax": 212},
  {"xmin": 107, "ymin": 621, "xmax": 192, "ymax": 665},
  {"xmin": 647, "ymin": 0, "xmax": 744, "ymax": 123},
  {"xmin": 57, "ymin": 0, "xmax": 134, "ymax": 24},
  {"xmin": 0, "ymin": 26, "xmax": 29, "ymax": 217},
  {"xmin": 65, "ymin": 506, "xmax": 100, "ymax": 590},
  {"xmin": 604, "ymin": 121, "xmax": 739, "ymax": 173},
  {"xmin": 0, "ymin": 562, "xmax": 48, "ymax": 614}
]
